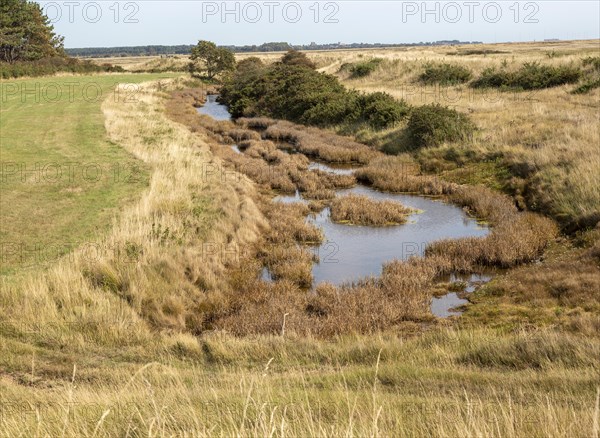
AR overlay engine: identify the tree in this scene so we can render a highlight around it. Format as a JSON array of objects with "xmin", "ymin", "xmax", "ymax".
[
  {"xmin": 279, "ymin": 50, "xmax": 316, "ymax": 69},
  {"xmin": 0, "ymin": 0, "xmax": 64, "ymax": 63},
  {"xmin": 189, "ymin": 40, "xmax": 235, "ymax": 80}
]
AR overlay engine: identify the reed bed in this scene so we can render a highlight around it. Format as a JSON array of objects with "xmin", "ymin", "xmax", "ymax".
[
  {"xmin": 169, "ymin": 95, "xmax": 358, "ymax": 200},
  {"xmin": 259, "ymin": 119, "xmax": 379, "ymax": 164}
]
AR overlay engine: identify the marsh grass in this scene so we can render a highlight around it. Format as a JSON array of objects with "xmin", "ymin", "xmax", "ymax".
[
  {"xmin": 253, "ymin": 118, "xmax": 379, "ymax": 164},
  {"xmin": 2, "ymin": 328, "xmax": 599, "ymax": 437},
  {"xmin": 169, "ymin": 89, "xmax": 561, "ymax": 338},
  {"xmin": 330, "ymin": 194, "xmax": 414, "ymax": 226}
]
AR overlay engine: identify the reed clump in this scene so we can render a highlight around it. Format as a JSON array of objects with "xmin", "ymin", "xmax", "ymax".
[{"xmin": 330, "ymin": 194, "xmax": 414, "ymax": 226}]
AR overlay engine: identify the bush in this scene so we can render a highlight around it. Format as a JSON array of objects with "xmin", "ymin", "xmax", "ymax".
[
  {"xmin": 571, "ymin": 78, "xmax": 600, "ymax": 94},
  {"xmin": 447, "ymin": 49, "xmax": 508, "ymax": 56},
  {"xmin": 300, "ymin": 92, "xmax": 362, "ymax": 126},
  {"xmin": 419, "ymin": 62, "xmax": 473, "ymax": 85},
  {"xmin": 358, "ymin": 92, "xmax": 409, "ymax": 129},
  {"xmin": 348, "ymin": 58, "xmax": 383, "ymax": 78},
  {"xmin": 279, "ymin": 50, "xmax": 316, "ymax": 69},
  {"xmin": 221, "ymin": 54, "xmax": 409, "ymax": 131},
  {"xmin": 406, "ymin": 104, "xmax": 475, "ymax": 148},
  {"xmin": 472, "ymin": 62, "xmax": 581, "ymax": 90}
]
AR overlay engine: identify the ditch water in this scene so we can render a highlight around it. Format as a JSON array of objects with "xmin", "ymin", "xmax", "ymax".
[
  {"xmin": 197, "ymin": 94, "xmax": 232, "ymax": 121},
  {"xmin": 197, "ymin": 96, "xmax": 492, "ymax": 317}
]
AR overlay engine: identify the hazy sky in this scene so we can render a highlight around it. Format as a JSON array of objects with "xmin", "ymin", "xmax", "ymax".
[{"xmin": 37, "ymin": 1, "xmax": 600, "ymax": 48}]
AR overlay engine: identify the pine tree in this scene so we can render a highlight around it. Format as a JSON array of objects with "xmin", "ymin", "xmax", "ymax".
[{"xmin": 0, "ymin": 0, "xmax": 64, "ymax": 63}]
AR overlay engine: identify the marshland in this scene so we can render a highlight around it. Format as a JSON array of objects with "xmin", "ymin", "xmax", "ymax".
[{"xmin": 1, "ymin": 2, "xmax": 599, "ymax": 436}]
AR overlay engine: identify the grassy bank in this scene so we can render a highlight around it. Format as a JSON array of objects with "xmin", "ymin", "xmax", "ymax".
[{"xmin": 2, "ymin": 328, "xmax": 599, "ymax": 437}]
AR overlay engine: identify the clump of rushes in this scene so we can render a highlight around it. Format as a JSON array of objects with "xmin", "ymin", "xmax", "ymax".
[{"xmin": 330, "ymin": 194, "xmax": 414, "ymax": 226}]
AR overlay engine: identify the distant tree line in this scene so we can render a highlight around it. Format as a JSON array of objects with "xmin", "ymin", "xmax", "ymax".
[{"xmin": 66, "ymin": 40, "xmax": 483, "ymax": 58}]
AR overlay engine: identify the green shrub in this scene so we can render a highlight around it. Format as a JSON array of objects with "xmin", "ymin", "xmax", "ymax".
[
  {"xmin": 221, "ymin": 55, "xmax": 409, "ymax": 131},
  {"xmin": 582, "ymin": 56, "xmax": 600, "ymax": 71},
  {"xmin": 472, "ymin": 62, "xmax": 581, "ymax": 90},
  {"xmin": 358, "ymin": 92, "xmax": 409, "ymax": 129},
  {"xmin": 301, "ymin": 92, "xmax": 362, "ymax": 126},
  {"xmin": 419, "ymin": 62, "xmax": 473, "ymax": 85},
  {"xmin": 471, "ymin": 67, "xmax": 509, "ymax": 88},
  {"xmin": 406, "ymin": 104, "xmax": 475, "ymax": 148},
  {"xmin": 279, "ymin": 50, "xmax": 316, "ymax": 69},
  {"xmin": 447, "ymin": 49, "xmax": 508, "ymax": 56},
  {"xmin": 349, "ymin": 58, "xmax": 383, "ymax": 78}
]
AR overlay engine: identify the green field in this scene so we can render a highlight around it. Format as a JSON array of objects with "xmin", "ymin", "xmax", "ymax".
[{"xmin": 0, "ymin": 74, "xmax": 176, "ymax": 275}]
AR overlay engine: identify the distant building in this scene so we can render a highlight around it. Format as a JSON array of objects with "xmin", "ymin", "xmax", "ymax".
[{"xmin": 544, "ymin": 39, "xmax": 560, "ymax": 42}]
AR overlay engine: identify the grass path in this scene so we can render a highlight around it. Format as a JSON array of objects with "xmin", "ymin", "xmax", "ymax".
[{"xmin": 0, "ymin": 74, "xmax": 176, "ymax": 276}]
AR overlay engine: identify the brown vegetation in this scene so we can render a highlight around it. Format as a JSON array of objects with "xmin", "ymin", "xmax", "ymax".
[
  {"xmin": 3, "ymin": 42, "xmax": 599, "ymax": 436},
  {"xmin": 461, "ymin": 227, "xmax": 600, "ymax": 335},
  {"xmin": 242, "ymin": 118, "xmax": 379, "ymax": 164},
  {"xmin": 330, "ymin": 194, "xmax": 414, "ymax": 226}
]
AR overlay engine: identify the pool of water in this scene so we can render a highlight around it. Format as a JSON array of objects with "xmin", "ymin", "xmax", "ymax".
[
  {"xmin": 307, "ymin": 185, "xmax": 488, "ymax": 285},
  {"xmin": 308, "ymin": 161, "xmax": 356, "ymax": 176},
  {"xmin": 197, "ymin": 95, "xmax": 232, "ymax": 121}
]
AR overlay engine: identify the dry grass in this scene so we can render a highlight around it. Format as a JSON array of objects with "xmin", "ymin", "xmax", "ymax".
[
  {"xmin": 2, "ymin": 328, "xmax": 599, "ymax": 437},
  {"xmin": 460, "ymin": 228, "xmax": 600, "ymax": 335},
  {"xmin": 0, "ymin": 78, "xmax": 267, "ymax": 350},
  {"xmin": 89, "ymin": 55, "xmax": 190, "ymax": 72},
  {"xmin": 330, "ymin": 194, "xmax": 414, "ymax": 226}
]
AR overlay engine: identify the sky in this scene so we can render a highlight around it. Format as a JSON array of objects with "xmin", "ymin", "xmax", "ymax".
[{"xmin": 36, "ymin": 1, "xmax": 600, "ymax": 48}]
